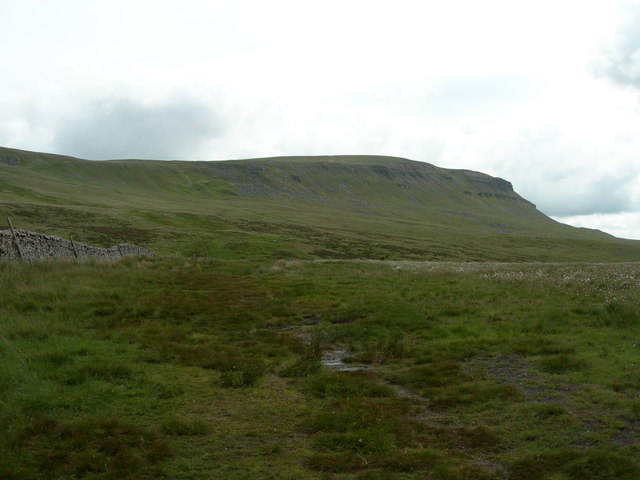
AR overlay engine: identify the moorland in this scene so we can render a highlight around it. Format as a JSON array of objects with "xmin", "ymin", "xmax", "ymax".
[{"xmin": 1, "ymin": 147, "xmax": 640, "ymax": 479}]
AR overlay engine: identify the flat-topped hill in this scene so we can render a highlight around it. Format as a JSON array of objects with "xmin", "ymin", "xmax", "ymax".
[{"xmin": 1, "ymin": 146, "xmax": 638, "ymax": 261}]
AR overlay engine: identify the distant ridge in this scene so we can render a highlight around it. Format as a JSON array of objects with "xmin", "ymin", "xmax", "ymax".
[{"xmin": 0, "ymin": 146, "xmax": 638, "ymax": 262}]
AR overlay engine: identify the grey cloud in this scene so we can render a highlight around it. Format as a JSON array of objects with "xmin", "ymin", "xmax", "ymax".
[
  {"xmin": 511, "ymin": 166, "xmax": 635, "ymax": 217},
  {"xmin": 489, "ymin": 130, "xmax": 638, "ymax": 217},
  {"xmin": 538, "ymin": 173, "xmax": 635, "ymax": 217},
  {"xmin": 53, "ymin": 95, "xmax": 223, "ymax": 160},
  {"xmin": 596, "ymin": 6, "xmax": 640, "ymax": 88}
]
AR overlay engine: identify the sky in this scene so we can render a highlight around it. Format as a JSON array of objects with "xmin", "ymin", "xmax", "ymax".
[{"xmin": 1, "ymin": 1, "xmax": 640, "ymax": 239}]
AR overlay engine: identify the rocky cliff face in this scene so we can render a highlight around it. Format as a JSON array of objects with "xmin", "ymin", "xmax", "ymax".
[
  {"xmin": 0, "ymin": 151, "xmax": 21, "ymax": 166},
  {"xmin": 0, "ymin": 229, "xmax": 151, "ymax": 261}
]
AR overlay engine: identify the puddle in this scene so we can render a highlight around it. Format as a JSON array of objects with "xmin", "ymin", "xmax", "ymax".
[{"xmin": 321, "ymin": 347, "xmax": 365, "ymax": 372}]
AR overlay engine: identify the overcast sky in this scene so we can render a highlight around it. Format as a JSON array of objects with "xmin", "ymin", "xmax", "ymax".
[{"xmin": 1, "ymin": 1, "xmax": 640, "ymax": 239}]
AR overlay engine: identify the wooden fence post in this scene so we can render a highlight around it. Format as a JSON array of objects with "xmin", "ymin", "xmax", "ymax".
[
  {"xmin": 7, "ymin": 217, "xmax": 24, "ymax": 261},
  {"xmin": 70, "ymin": 235, "xmax": 79, "ymax": 259}
]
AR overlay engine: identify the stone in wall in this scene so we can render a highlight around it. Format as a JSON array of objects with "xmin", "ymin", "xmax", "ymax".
[{"xmin": 0, "ymin": 229, "xmax": 152, "ymax": 261}]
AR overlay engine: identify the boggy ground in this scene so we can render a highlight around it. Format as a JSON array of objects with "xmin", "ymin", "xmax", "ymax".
[{"xmin": 1, "ymin": 257, "xmax": 639, "ymax": 479}]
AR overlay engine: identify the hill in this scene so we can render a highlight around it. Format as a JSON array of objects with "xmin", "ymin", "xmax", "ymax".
[{"xmin": 1, "ymin": 146, "xmax": 639, "ymax": 261}]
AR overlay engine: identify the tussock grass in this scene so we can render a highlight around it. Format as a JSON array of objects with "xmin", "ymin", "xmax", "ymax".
[
  {"xmin": 4, "ymin": 416, "xmax": 173, "ymax": 479},
  {"xmin": 219, "ymin": 358, "xmax": 267, "ymax": 388},
  {"xmin": 601, "ymin": 301, "xmax": 640, "ymax": 327},
  {"xmin": 1, "ymin": 257, "xmax": 640, "ymax": 478},
  {"xmin": 280, "ymin": 325, "xmax": 327, "ymax": 378}
]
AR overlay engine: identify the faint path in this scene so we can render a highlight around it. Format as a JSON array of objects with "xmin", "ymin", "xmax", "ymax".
[{"xmin": 295, "ymin": 329, "xmax": 509, "ymax": 479}]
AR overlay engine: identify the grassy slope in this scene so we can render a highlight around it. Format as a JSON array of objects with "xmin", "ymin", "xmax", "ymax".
[
  {"xmin": 2, "ymin": 146, "xmax": 639, "ymax": 262},
  {"xmin": 2, "ymin": 147, "xmax": 640, "ymax": 479},
  {"xmin": 2, "ymin": 257, "xmax": 640, "ymax": 479}
]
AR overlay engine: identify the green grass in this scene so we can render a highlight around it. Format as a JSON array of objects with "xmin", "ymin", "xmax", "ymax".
[
  {"xmin": 2, "ymin": 146, "xmax": 640, "ymax": 262},
  {"xmin": 1, "ymin": 148, "xmax": 640, "ymax": 478},
  {"xmin": 2, "ymin": 257, "xmax": 640, "ymax": 478}
]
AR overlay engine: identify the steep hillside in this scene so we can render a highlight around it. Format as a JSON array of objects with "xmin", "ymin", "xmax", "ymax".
[{"xmin": 1, "ymin": 146, "xmax": 639, "ymax": 261}]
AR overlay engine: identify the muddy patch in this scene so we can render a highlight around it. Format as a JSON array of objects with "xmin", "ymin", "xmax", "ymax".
[{"xmin": 468, "ymin": 355, "xmax": 576, "ymax": 403}]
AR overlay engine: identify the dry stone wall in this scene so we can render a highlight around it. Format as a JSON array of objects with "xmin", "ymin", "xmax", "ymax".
[{"xmin": 0, "ymin": 229, "xmax": 152, "ymax": 261}]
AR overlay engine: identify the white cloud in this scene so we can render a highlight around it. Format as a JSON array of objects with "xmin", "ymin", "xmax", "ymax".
[
  {"xmin": 552, "ymin": 212, "xmax": 640, "ymax": 241},
  {"xmin": 595, "ymin": 2, "xmax": 640, "ymax": 89}
]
